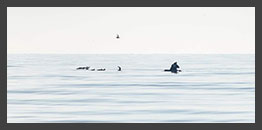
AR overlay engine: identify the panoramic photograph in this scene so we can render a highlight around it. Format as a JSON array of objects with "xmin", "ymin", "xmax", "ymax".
[{"xmin": 7, "ymin": 7, "xmax": 255, "ymax": 123}]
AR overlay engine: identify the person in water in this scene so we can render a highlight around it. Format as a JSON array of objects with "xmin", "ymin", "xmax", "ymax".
[
  {"xmin": 170, "ymin": 62, "xmax": 180, "ymax": 73},
  {"xmin": 164, "ymin": 62, "xmax": 180, "ymax": 73}
]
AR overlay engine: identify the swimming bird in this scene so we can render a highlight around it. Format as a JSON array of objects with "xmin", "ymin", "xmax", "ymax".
[
  {"xmin": 117, "ymin": 66, "xmax": 121, "ymax": 71},
  {"xmin": 97, "ymin": 68, "xmax": 106, "ymax": 71},
  {"xmin": 76, "ymin": 67, "xmax": 85, "ymax": 70},
  {"xmin": 76, "ymin": 66, "xmax": 90, "ymax": 70}
]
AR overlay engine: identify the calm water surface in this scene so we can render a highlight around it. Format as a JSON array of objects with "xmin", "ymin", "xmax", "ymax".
[{"xmin": 7, "ymin": 54, "xmax": 255, "ymax": 123}]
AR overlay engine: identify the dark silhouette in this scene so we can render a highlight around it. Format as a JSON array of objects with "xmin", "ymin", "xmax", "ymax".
[
  {"xmin": 116, "ymin": 34, "xmax": 120, "ymax": 39},
  {"xmin": 164, "ymin": 62, "xmax": 181, "ymax": 73},
  {"xmin": 97, "ymin": 68, "xmax": 106, "ymax": 71},
  {"xmin": 76, "ymin": 67, "xmax": 84, "ymax": 70},
  {"xmin": 77, "ymin": 66, "xmax": 90, "ymax": 70},
  {"xmin": 117, "ymin": 66, "xmax": 121, "ymax": 71},
  {"xmin": 90, "ymin": 68, "xmax": 95, "ymax": 71}
]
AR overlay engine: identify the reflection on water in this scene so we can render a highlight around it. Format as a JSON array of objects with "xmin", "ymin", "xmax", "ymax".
[{"xmin": 7, "ymin": 54, "xmax": 255, "ymax": 123}]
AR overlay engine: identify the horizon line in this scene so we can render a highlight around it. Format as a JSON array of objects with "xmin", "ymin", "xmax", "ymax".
[{"xmin": 7, "ymin": 53, "xmax": 255, "ymax": 55}]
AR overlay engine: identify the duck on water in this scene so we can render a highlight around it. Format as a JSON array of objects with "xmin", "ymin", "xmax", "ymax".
[
  {"xmin": 117, "ymin": 66, "xmax": 121, "ymax": 71},
  {"xmin": 76, "ymin": 66, "xmax": 120, "ymax": 71},
  {"xmin": 97, "ymin": 68, "xmax": 106, "ymax": 71},
  {"xmin": 76, "ymin": 66, "xmax": 90, "ymax": 70}
]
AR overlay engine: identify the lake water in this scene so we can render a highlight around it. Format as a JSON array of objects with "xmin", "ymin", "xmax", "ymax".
[{"xmin": 7, "ymin": 54, "xmax": 255, "ymax": 123}]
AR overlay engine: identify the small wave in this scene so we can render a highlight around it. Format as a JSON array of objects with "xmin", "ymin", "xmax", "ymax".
[
  {"xmin": 7, "ymin": 65, "xmax": 20, "ymax": 68},
  {"xmin": 51, "ymin": 82, "xmax": 254, "ymax": 89}
]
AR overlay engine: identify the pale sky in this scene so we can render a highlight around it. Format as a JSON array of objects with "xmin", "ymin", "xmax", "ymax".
[{"xmin": 7, "ymin": 7, "xmax": 255, "ymax": 54}]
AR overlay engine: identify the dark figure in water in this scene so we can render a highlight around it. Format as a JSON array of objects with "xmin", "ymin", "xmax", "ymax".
[
  {"xmin": 164, "ymin": 62, "xmax": 181, "ymax": 73},
  {"xmin": 97, "ymin": 68, "xmax": 106, "ymax": 71},
  {"xmin": 77, "ymin": 66, "xmax": 89, "ymax": 70},
  {"xmin": 170, "ymin": 62, "xmax": 180, "ymax": 73},
  {"xmin": 117, "ymin": 66, "xmax": 121, "ymax": 71},
  {"xmin": 76, "ymin": 67, "xmax": 83, "ymax": 70}
]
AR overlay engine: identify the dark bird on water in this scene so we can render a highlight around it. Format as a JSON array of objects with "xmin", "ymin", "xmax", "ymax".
[
  {"xmin": 116, "ymin": 34, "xmax": 120, "ymax": 39},
  {"xmin": 97, "ymin": 68, "xmax": 106, "ymax": 71},
  {"xmin": 117, "ymin": 66, "xmax": 121, "ymax": 71},
  {"xmin": 77, "ymin": 66, "xmax": 90, "ymax": 70}
]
